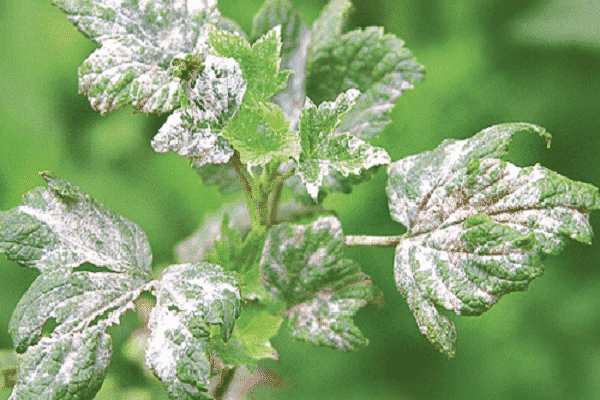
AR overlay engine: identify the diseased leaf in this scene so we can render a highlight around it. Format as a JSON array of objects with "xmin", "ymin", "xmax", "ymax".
[
  {"xmin": 260, "ymin": 216, "xmax": 382, "ymax": 351},
  {"xmin": 0, "ymin": 172, "xmax": 153, "ymax": 399},
  {"xmin": 50, "ymin": 0, "xmax": 221, "ymax": 115},
  {"xmin": 307, "ymin": 21, "xmax": 424, "ymax": 139},
  {"xmin": 251, "ymin": 0, "xmax": 312, "ymax": 130},
  {"xmin": 8, "ymin": 328, "xmax": 111, "ymax": 400},
  {"xmin": 145, "ymin": 263, "xmax": 254, "ymax": 399},
  {"xmin": 386, "ymin": 123, "xmax": 600, "ymax": 358},
  {"xmin": 295, "ymin": 89, "xmax": 391, "ymax": 202},
  {"xmin": 285, "ymin": 165, "xmax": 382, "ymax": 205},
  {"xmin": 151, "ymin": 108, "xmax": 235, "ymax": 168}
]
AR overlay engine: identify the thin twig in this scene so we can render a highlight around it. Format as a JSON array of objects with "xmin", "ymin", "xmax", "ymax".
[{"xmin": 342, "ymin": 234, "xmax": 406, "ymax": 248}]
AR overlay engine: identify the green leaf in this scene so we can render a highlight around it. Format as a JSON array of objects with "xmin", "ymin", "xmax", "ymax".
[
  {"xmin": 223, "ymin": 102, "xmax": 301, "ymax": 169},
  {"xmin": 145, "ymin": 263, "xmax": 253, "ymax": 399},
  {"xmin": 309, "ymin": 0, "xmax": 353, "ymax": 59},
  {"xmin": 0, "ymin": 172, "xmax": 153, "ymax": 399},
  {"xmin": 232, "ymin": 301, "xmax": 283, "ymax": 361},
  {"xmin": 260, "ymin": 216, "xmax": 383, "ymax": 351},
  {"xmin": 295, "ymin": 89, "xmax": 391, "ymax": 202},
  {"xmin": 307, "ymin": 24, "xmax": 424, "ymax": 139},
  {"xmin": 209, "ymin": 24, "xmax": 292, "ymax": 103},
  {"xmin": 206, "ymin": 216, "xmax": 266, "ymax": 275},
  {"xmin": 194, "ymin": 163, "xmax": 242, "ymax": 195},
  {"xmin": 50, "ymin": 0, "xmax": 220, "ymax": 115},
  {"xmin": 208, "ymin": 25, "xmax": 300, "ymax": 169},
  {"xmin": 251, "ymin": 0, "xmax": 312, "ymax": 129},
  {"xmin": 386, "ymin": 123, "xmax": 600, "ymax": 358}
]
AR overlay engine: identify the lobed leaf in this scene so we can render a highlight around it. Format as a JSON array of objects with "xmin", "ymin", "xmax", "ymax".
[
  {"xmin": 260, "ymin": 216, "xmax": 382, "ymax": 351},
  {"xmin": 295, "ymin": 89, "xmax": 391, "ymax": 202},
  {"xmin": 307, "ymin": 20, "xmax": 424, "ymax": 139},
  {"xmin": 386, "ymin": 123, "xmax": 600, "ymax": 358},
  {"xmin": 309, "ymin": 0, "xmax": 352, "ymax": 59},
  {"xmin": 0, "ymin": 173, "xmax": 154, "ymax": 398},
  {"xmin": 251, "ymin": 0, "xmax": 312, "ymax": 130},
  {"xmin": 50, "ymin": 0, "xmax": 221, "ymax": 115},
  {"xmin": 145, "ymin": 263, "xmax": 253, "ymax": 399},
  {"xmin": 208, "ymin": 25, "xmax": 300, "ymax": 169},
  {"xmin": 8, "ymin": 328, "xmax": 111, "ymax": 400}
]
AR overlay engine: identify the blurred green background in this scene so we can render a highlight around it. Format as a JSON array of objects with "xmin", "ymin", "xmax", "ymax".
[{"xmin": 2, "ymin": 0, "xmax": 600, "ymax": 399}]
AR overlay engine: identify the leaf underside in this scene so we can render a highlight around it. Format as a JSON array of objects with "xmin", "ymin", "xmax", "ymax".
[{"xmin": 386, "ymin": 123, "xmax": 600, "ymax": 358}]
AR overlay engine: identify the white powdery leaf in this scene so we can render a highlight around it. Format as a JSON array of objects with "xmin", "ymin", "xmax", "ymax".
[
  {"xmin": 386, "ymin": 123, "xmax": 600, "ymax": 358},
  {"xmin": 296, "ymin": 89, "xmax": 391, "ymax": 202},
  {"xmin": 151, "ymin": 110, "xmax": 234, "ymax": 167},
  {"xmin": 0, "ymin": 173, "xmax": 152, "ymax": 275},
  {"xmin": 145, "ymin": 263, "xmax": 245, "ymax": 399},
  {"xmin": 185, "ymin": 54, "xmax": 248, "ymax": 126},
  {"xmin": 51, "ymin": 0, "xmax": 221, "ymax": 115},
  {"xmin": 0, "ymin": 173, "xmax": 155, "ymax": 399},
  {"xmin": 259, "ymin": 216, "xmax": 382, "ymax": 351},
  {"xmin": 8, "ymin": 328, "xmax": 112, "ymax": 400}
]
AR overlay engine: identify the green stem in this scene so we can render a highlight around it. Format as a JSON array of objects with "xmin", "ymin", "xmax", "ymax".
[
  {"xmin": 267, "ymin": 177, "xmax": 284, "ymax": 228},
  {"xmin": 231, "ymin": 152, "xmax": 261, "ymax": 230}
]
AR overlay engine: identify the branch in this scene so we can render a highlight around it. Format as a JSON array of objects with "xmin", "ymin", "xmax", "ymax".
[{"xmin": 343, "ymin": 234, "xmax": 406, "ymax": 248}]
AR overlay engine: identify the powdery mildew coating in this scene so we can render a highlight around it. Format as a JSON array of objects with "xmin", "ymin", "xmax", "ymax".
[
  {"xmin": 386, "ymin": 123, "xmax": 600, "ymax": 358},
  {"xmin": 5, "ymin": 173, "xmax": 152, "ymax": 275},
  {"xmin": 51, "ymin": 0, "xmax": 221, "ymax": 115},
  {"xmin": 145, "ymin": 263, "xmax": 242, "ymax": 399},
  {"xmin": 297, "ymin": 89, "xmax": 391, "ymax": 201},
  {"xmin": 0, "ymin": 173, "xmax": 154, "ymax": 399},
  {"xmin": 260, "ymin": 216, "xmax": 382, "ymax": 351}
]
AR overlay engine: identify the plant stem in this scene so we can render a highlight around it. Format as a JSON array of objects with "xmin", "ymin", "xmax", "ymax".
[
  {"xmin": 267, "ymin": 177, "xmax": 284, "ymax": 228},
  {"xmin": 231, "ymin": 152, "xmax": 262, "ymax": 230},
  {"xmin": 342, "ymin": 234, "xmax": 407, "ymax": 248}
]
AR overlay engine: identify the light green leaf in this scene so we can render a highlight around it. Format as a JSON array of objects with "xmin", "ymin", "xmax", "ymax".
[
  {"xmin": 251, "ymin": 0, "xmax": 312, "ymax": 129},
  {"xmin": 386, "ymin": 123, "xmax": 600, "ymax": 358},
  {"xmin": 296, "ymin": 89, "xmax": 391, "ymax": 202},
  {"xmin": 0, "ymin": 172, "xmax": 154, "ymax": 399},
  {"xmin": 50, "ymin": 0, "xmax": 221, "ymax": 115},
  {"xmin": 307, "ymin": 25, "xmax": 424, "ymax": 139},
  {"xmin": 208, "ymin": 25, "xmax": 299, "ymax": 169},
  {"xmin": 209, "ymin": 24, "xmax": 292, "ymax": 103},
  {"xmin": 232, "ymin": 301, "xmax": 283, "ymax": 362},
  {"xmin": 260, "ymin": 216, "xmax": 383, "ymax": 351},
  {"xmin": 145, "ymin": 263, "xmax": 252, "ymax": 399},
  {"xmin": 223, "ymin": 102, "xmax": 301, "ymax": 169}
]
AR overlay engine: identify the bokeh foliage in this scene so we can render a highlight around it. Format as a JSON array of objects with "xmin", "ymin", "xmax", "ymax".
[{"xmin": 1, "ymin": 0, "xmax": 600, "ymax": 399}]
